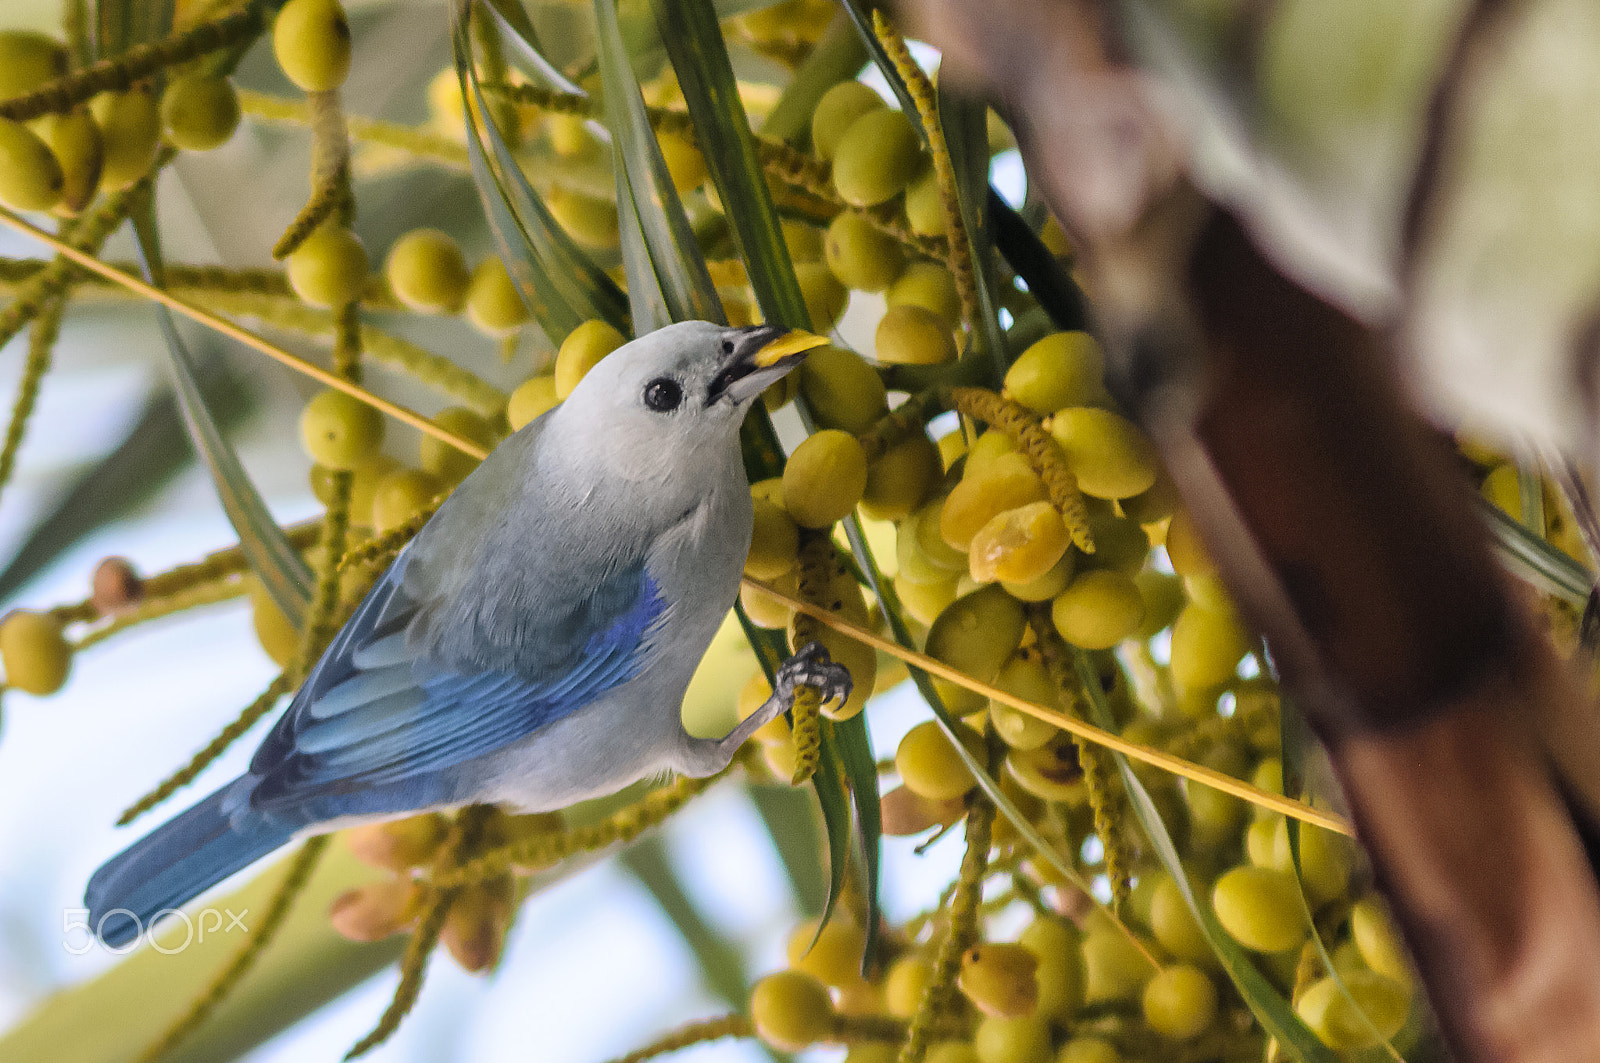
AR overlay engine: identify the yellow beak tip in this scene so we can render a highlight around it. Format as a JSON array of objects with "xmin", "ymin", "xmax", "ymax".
[{"xmin": 753, "ymin": 331, "xmax": 829, "ymax": 367}]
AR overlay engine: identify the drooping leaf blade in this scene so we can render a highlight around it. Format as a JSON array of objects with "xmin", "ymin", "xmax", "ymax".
[
  {"xmin": 1073, "ymin": 649, "xmax": 1340, "ymax": 1063},
  {"xmin": 937, "ymin": 80, "xmax": 1010, "ymax": 374},
  {"xmin": 127, "ymin": 206, "xmax": 313, "ymax": 625},
  {"xmin": 651, "ymin": 0, "xmax": 809, "ymax": 330},
  {"xmin": 452, "ymin": 0, "xmax": 628, "ymax": 345},
  {"xmin": 592, "ymin": 0, "xmax": 723, "ymax": 331}
]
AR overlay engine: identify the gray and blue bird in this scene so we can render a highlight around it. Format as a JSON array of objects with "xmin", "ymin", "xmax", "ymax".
[{"xmin": 86, "ymin": 321, "xmax": 850, "ymax": 947}]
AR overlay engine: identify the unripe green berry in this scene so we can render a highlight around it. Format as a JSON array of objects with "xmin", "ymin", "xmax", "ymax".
[
  {"xmin": 887, "ymin": 262, "xmax": 961, "ymax": 329},
  {"xmin": 420, "ymin": 406, "xmax": 495, "ymax": 485},
  {"xmin": 876, "ymin": 303, "xmax": 957, "ymax": 365},
  {"xmin": 974, "ymin": 1015, "xmax": 1053, "ymax": 1063},
  {"xmin": 1051, "ymin": 569, "xmax": 1144, "ymax": 650},
  {"xmin": 555, "ymin": 319, "xmax": 626, "ymax": 399},
  {"xmin": 300, "ymin": 388, "xmax": 385, "ymax": 469},
  {"xmin": 1350, "ymin": 897, "xmax": 1412, "ymax": 983},
  {"xmin": 286, "ymin": 225, "xmax": 368, "ymax": 308},
  {"xmin": 372, "ymin": 468, "xmax": 442, "ymax": 533},
  {"xmin": 0, "ymin": 32, "xmax": 66, "ymax": 99},
  {"xmin": 0, "ymin": 118, "xmax": 62, "ymax": 212},
  {"xmin": 1018, "ymin": 916, "xmax": 1085, "ymax": 1021},
  {"xmin": 385, "ymin": 228, "xmax": 471, "ymax": 314},
  {"xmin": 749, "ymin": 970, "xmax": 834, "ymax": 1051},
  {"xmin": 895, "ymin": 719, "xmax": 981, "ymax": 801},
  {"xmin": 1168, "ymin": 602, "xmax": 1251, "ymax": 690},
  {"xmin": 1056, "ymin": 1038, "xmax": 1120, "ymax": 1063},
  {"xmin": 274, "ymin": 0, "xmax": 353, "ymax": 92},
  {"xmin": 1295, "ymin": 970, "xmax": 1411, "ymax": 1051},
  {"xmin": 925, "ymin": 585, "xmax": 1026, "ymax": 709},
  {"xmin": 782, "ymin": 429, "xmax": 868, "ymax": 528},
  {"xmin": 1148, "ymin": 872, "xmax": 1212, "ymax": 965},
  {"xmin": 1211, "ymin": 865, "xmax": 1307, "ymax": 953},
  {"xmin": 831, "ymin": 108, "xmax": 922, "ymax": 207},
  {"xmin": 160, "ymin": 75, "xmax": 240, "ymax": 151},
  {"xmin": 860, "ymin": 435, "xmax": 941, "ymax": 522},
  {"xmin": 885, "ymin": 952, "xmax": 935, "ymax": 1016},
  {"xmin": 746, "ymin": 496, "xmax": 800, "ymax": 580},
  {"xmin": 1005, "ymin": 332, "xmax": 1104, "ymax": 414},
  {"xmin": 1141, "ymin": 964, "xmax": 1218, "ymax": 1040},
  {"xmin": 798, "ymin": 345, "xmax": 886, "ymax": 433},
  {"xmin": 904, "ymin": 166, "xmax": 947, "ymax": 238},
  {"xmin": 90, "ymin": 87, "xmax": 160, "ymax": 190},
  {"xmin": 547, "ymin": 185, "xmax": 621, "ymax": 250},
  {"xmin": 0, "ymin": 609, "xmax": 70, "ymax": 695},
  {"xmin": 796, "ymin": 261, "xmax": 848, "ymax": 330},
  {"xmin": 810, "ymin": 80, "xmax": 886, "ymax": 160},
  {"xmin": 1082, "ymin": 920, "xmax": 1153, "ymax": 1004},
  {"xmin": 34, "ymin": 109, "xmax": 101, "ymax": 216},
  {"xmin": 824, "ymin": 213, "xmax": 904, "ymax": 292}
]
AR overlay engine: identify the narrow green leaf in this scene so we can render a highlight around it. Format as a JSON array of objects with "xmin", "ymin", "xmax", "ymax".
[
  {"xmin": 127, "ymin": 207, "xmax": 313, "ymax": 625},
  {"xmin": 453, "ymin": 0, "xmax": 629, "ymax": 345},
  {"xmin": 1482, "ymin": 498, "xmax": 1590, "ymax": 607},
  {"xmin": 937, "ymin": 81, "xmax": 1009, "ymax": 375},
  {"xmin": 1279, "ymin": 696, "xmax": 1405, "ymax": 1061},
  {"xmin": 1073, "ymin": 650, "xmax": 1340, "ymax": 1063},
  {"xmin": 833, "ymin": 708, "xmax": 882, "ymax": 969},
  {"xmin": 811, "ymin": 725, "xmax": 853, "ymax": 931},
  {"xmin": 652, "ymin": 0, "xmax": 809, "ymax": 330},
  {"xmin": 593, "ymin": 0, "xmax": 723, "ymax": 331},
  {"xmin": 749, "ymin": 782, "xmax": 828, "ymax": 917}
]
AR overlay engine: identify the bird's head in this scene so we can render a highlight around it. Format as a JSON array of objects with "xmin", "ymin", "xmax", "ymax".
[{"xmin": 556, "ymin": 321, "xmax": 827, "ymax": 477}]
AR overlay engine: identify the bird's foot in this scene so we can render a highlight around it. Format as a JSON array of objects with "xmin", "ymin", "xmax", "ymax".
[{"xmin": 775, "ymin": 642, "xmax": 852, "ymax": 711}]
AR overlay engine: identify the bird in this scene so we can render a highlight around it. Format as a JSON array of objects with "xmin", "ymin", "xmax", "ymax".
[{"xmin": 85, "ymin": 321, "xmax": 851, "ymax": 948}]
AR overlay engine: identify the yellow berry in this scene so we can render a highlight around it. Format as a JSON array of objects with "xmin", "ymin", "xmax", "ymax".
[
  {"xmin": 960, "ymin": 942, "xmax": 1040, "ymax": 1018},
  {"xmin": 782, "ymin": 429, "xmax": 868, "ymax": 528},
  {"xmin": 250, "ymin": 582, "xmax": 300, "ymax": 667},
  {"xmin": 831, "ymin": 108, "xmax": 922, "ymax": 207},
  {"xmin": 372, "ymin": 468, "xmax": 442, "ymax": 533},
  {"xmin": 274, "ymin": 0, "xmax": 353, "ymax": 92},
  {"xmin": 1266, "ymin": 819, "xmax": 1353, "ymax": 907},
  {"xmin": 783, "ymin": 219, "xmax": 825, "ymax": 261},
  {"xmin": 1048, "ymin": 407, "xmax": 1160, "ymax": 499},
  {"xmin": 786, "ymin": 916, "xmax": 867, "ymax": 988},
  {"xmin": 1211, "ymin": 865, "xmax": 1307, "ymax": 953},
  {"xmin": 1018, "ymin": 916, "xmax": 1085, "ymax": 1021},
  {"xmin": 1004, "ymin": 333, "xmax": 1104, "ymax": 415},
  {"xmin": 1121, "ymin": 471, "xmax": 1180, "ymax": 525},
  {"xmin": 1082, "ymin": 920, "xmax": 1153, "ymax": 1003},
  {"xmin": 1001, "ymin": 551, "xmax": 1075, "ymax": 603},
  {"xmin": 904, "ymin": 167, "xmax": 946, "ymax": 238},
  {"xmin": 1295, "ymin": 970, "xmax": 1411, "ymax": 1051},
  {"xmin": 464, "ymin": 257, "xmax": 529, "ymax": 336},
  {"xmin": 420, "ymin": 406, "xmax": 495, "ymax": 485},
  {"xmin": 1148, "ymin": 872, "xmax": 1212, "ymax": 965},
  {"xmin": 824, "ymin": 212, "xmax": 904, "ymax": 292},
  {"xmin": 160, "ymin": 75, "xmax": 240, "ymax": 151},
  {"xmin": 300, "ymin": 388, "xmax": 384, "ymax": 469},
  {"xmin": 969, "ymin": 502, "xmax": 1070, "ymax": 585},
  {"xmin": 1132, "ymin": 569, "xmax": 1184, "ymax": 638},
  {"xmin": 1051, "ymin": 569, "xmax": 1143, "ymax": 650},
  {"xmin": 896, "ymin": 719, "xmax": 982, "ymax": 801},
  {"xmin": 34, "ymin": 109, "xmax": 101, "ymax": 217},
  {"xmin": 656, "ymin": 130, "xmax": 706, "ymax": 192},
  {"xmin": 1163, "ymin": 508, "xmax": 1215, "ymax": 579},
  {"xmin": 547, "ymin": 184, "xmax": 621, "ymax": 250},
  {"xmin": 810, "ymin": 81, "xmax": 885, "ymax": 160},
  {"xmin": 887, "ymin": 262, "xmax": 961, "ymax": 329},
  {"xmin": 1350, "ymin": 897, "xmax": 1412, "ymax": 983},
  {"xmin": 506, "ymin": 376, "xmax": 558, "ymax": 432},
  {"xmin": 750, "ymin": 970, "xmax": 835, "ymax": 1051},
  {"xmin": 90, "ymin": 87, "xmax": 160, "ymax": 190},
  {"xmin": 385, "ymin": 228, "xmax": 471, "ymax": 314},
  {"xmin": 989, "ymin": 653, "xmax": 1059, "ymax": 751},
  {"xmin": 1056, "ymin": 1039, "xmax": 1120, "ymax": 1063},
  {"xmin": 895, "ymin": 572, "xmax": 958, "ymax": 625},
  {"xmin": 885, "ymin": 952, "xmax": 935, "ymax": 1016},
  {"xmin": 0, "ymin": 609, "xmax": 70, "ymax": 695},
  {"xmin": 555, "ymin": 319, "xmax": 627, "ymax": 399},
  {"xmin": 1082, "ymin": 511, "xmax": 1150, "ymax": 577},
  {"xmin": 286, "ymin": 225, "xmax": 368, "ymax": 309},
  {"xmin": 1246, "ymin": 817, "xmax": 1281, "ymax": 868},
  {"xmin": 911, "ymin": 498, "xmax": 971, "ymax": 574},
  {"xmin": 0, "ymin": 32, "xmax": 66, "ymax": 99},
  {"xmin": 964, "ymin": 430, "xmax": 1020, "ymax": 480},
  {"xmin": 925, "ymin": 585, "xmax": 1026, "ymax": 711},
  {"xmin": 797, "ymin": 261, "xmax": 848, "ymax": 330},
  {"xmin": 1005, "ymin": 735, "xmax": 1084, "ymax": 803},
  {"xmin": 1142, "ymin": 965, "xmax": 1218, "ymax": 1040},
  {"xmin": 1168, "ymin": 602, "xmax": 1251, "ymax": 690},
  {"xmin": 861, "ymin": 435, "xmax": 941, "ymax": 522},
  {"xmin": 746, "ymin": 496, "xmax": 800, "ymax": 580},
  {"xmin": 975, "ymin": 1015, "xmax": 1052, "ymax": 1063},
  {"xmin": 0, "ymin": 118, "xmax": 62, "ymax": 211},
  {"xmin": 739, "ymin": 565, "xmax": 796, "ymax": 628},
  {"xmin": 798, "ymin": 345, "xmax": 887, "ymax": 433},
  {"xmin": 941, "ymin": 453, "xmax": 1049, "ymax": 551},
  {"xmin": 876, "ymin": 303, "xmax": 957, "ymax": 365}
]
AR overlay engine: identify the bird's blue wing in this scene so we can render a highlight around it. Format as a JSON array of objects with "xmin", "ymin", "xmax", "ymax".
[{"xmin": 244, "ymin": 546, "xmax": 666, "ymax": 814}]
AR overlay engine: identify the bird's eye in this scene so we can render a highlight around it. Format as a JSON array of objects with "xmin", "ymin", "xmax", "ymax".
[{"xmin": 643, "ymin": 377, "xmax": 683, "ymax": 412}]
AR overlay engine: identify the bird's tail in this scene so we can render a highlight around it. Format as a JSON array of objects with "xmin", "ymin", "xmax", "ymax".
[{"xmin": 85, "ymin": 785, "xmax": 293, "ymax": 948}]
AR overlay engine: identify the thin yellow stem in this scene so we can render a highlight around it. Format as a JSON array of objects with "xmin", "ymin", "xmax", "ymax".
[
  {"xmin": 742, "ymin": 576, "xmax": 1353, "ymax": 837},
  {"xmin": 0, "ymin": 207, "xmax": 489, "ymax": 461}
]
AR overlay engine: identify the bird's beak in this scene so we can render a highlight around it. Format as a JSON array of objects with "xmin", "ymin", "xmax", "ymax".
[{"xmin": 707, "ymin": 325, "xmax": 828, "ymax": 405}]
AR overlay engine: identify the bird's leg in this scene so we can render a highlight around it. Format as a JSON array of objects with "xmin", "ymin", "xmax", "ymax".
[{"xmin": 716, "ymin": 642, "xmax": 852, "ymax": 755}]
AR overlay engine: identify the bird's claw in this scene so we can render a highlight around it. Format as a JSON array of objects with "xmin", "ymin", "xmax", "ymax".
[{"xmin": 778, "ymin": 642, "xmax": 853, "ymax": 709}]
